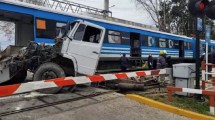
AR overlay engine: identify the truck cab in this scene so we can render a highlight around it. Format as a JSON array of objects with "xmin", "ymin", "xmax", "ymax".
[
  {"xmin": 60, "ymin": 20, "xmax": 106, "ymax": 75},
  {"xmin": 0, "ymin": 20, "xmax": 105, "ymax": 89}
]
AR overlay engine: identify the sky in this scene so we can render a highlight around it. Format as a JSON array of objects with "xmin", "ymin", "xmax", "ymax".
[
  {"xmin": 69, "ymin": 0, "xmax": 154, "ymax": 25},
  {"xmin": 0, "ymin": 0, "xmax": 153, "ymax": 50}
]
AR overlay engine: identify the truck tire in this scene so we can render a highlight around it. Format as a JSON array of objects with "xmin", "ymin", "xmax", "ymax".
[{"xmin": 33, "ymin": 62, "xmax": 65, "ymax": 94}]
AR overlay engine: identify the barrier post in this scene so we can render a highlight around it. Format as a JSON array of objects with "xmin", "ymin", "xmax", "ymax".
[
  {"xmin": 201, "ymin": 61, "xmax": 206, "ymax": 89},
  {"xmin": 202, "ymin": 80, "xmax": 206, "ymax": 90},
  {"xmin": 209, "ymin": 95, "xmax": 215, "ymax": 115},
  {"xmin": 212, "ymin": 66, "xmax": 215, "ymax": 86},
  {"xmin": 168, "ymin": 90, "xmax": 173, "ymax": 102}
]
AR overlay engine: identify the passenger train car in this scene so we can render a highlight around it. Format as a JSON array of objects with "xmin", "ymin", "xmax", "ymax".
[{"xmin": 0, "ymin": 0, "xmax": 215, "ymax": 70}]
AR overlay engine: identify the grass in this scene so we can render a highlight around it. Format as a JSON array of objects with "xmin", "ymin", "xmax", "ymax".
[{"xmin": 136, "ymin": 92, "xmax": 213, "ymax": 116}]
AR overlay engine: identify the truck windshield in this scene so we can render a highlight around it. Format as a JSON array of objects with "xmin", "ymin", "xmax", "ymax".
[{"xmin": 58, "ymin": 22, "xmax": 77, "ymax": 38}]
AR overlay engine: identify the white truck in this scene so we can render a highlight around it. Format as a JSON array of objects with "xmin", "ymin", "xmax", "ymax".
[{"xmin": 0, "ymin": 20, "xmax": 105, "ymax": 93}]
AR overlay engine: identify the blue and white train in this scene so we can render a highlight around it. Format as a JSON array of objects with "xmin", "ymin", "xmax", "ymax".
[{"xmin": 0, "ymin": 0, "xmax": 214, "ymax": 70}]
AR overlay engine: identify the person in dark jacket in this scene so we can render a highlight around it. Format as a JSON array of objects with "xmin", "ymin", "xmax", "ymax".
[
  {"xmin": 147, "ymin": 54, "xmax": 153, "ymax": 69},
  {"xmin": 157, "ymin": 50, "xmax": 167, "ymax": 69},
  {"xmin": 120, "ymin": 53, "xmax": 129, "ymax": 72},
  {"xmin": 166, "ymin": 56, "xmax": 172, "ymax": 68}
]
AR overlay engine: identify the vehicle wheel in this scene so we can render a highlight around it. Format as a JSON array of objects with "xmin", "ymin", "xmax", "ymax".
[{"xmin": 33, "ymin": 62, "xmax": 65, "ymax": 94}]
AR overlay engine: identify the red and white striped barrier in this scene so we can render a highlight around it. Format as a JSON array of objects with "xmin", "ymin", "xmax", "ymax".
[
  {"xmin": 167, "ymin": 86, "xmax": 215, "ymax": 115},
  {"xmin": 0, "ymin": 69, "xmax": 167, "ymax": 97},
  {"xmin": 201, "ymin": 61, "xmax": 215, "ymax": 88}
]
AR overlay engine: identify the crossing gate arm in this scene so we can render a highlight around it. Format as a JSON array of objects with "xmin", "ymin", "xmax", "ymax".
[{"xmin": 0, "ymin": 69, "xmax": 168, "ymax": 97}]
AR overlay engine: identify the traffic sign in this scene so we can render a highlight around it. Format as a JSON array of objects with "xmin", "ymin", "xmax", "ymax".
[
  {"xmin": 197, "ymin": 17, "xmax": 203, "ymax": 32},
  {"xmin": 205, "ymin": 25, "xmax": 211, "ymax": 42}
]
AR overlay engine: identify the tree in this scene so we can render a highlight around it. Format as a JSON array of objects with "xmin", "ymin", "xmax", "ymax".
[
  {"xmin": 0, "ymin": 21, "xmax": 15, "ymax": 41},
  {"xmin": 134, "ymin": 0, "xmax": 172, "ymax": 32}
]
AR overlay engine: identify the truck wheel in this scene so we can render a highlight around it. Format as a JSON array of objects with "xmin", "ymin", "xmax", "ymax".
[{"xmin": 33, "ymin": 62, "xmax": 65, "ymax": 94}]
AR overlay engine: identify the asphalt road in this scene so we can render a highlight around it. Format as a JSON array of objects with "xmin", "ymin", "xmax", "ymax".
[{"xmin": 0, "ymin": 86, "xmax": 190, "ymax": 120}]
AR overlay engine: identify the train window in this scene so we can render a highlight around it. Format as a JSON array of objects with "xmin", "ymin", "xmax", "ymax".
[
  {"xmin": 168, "ymin": 40, "xmax": 174, "ymax": 48},
  {"xmin": 36, "ymin": 18, "xmax": 56, "ymax": 39},
  {"xmin": 188, "ymin": 42, "xmax": 192, "ymax": 49},
  {"xmin": 174, "ymin": 40, "xmax": 179, "ymax": 49},
  {"xmin": 159, "ymin": 38, "xmax": 166, "ymax": 48},
  {"xmin": 148, "ymin": 36, "xmax": 157, "ymax": 47},
  {"xmin": 108, "ymin": 30, "xmax": 121, "ymax": 44},
  {"xmin": 142, "ymin": 35, "xmax": 148, "ymax": 46},
  {"xmin": 56, "ymin": 22, "xmax": 67, "ymax": 38},
  {"xmin": 121, "ymin": 32, "xmax": 130, "ymax": 45},
  {"xmin": 184, "ymin": 42, "xmax": 192, "ymax": 50}
]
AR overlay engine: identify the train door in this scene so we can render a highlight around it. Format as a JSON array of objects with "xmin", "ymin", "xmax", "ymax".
[
  {"xmin": 179, "ymin": 41, "xmax": 184, "ymax": 57},
  {"xmin": 130, "ymin": 33, "xmax": 141, "ymax": 57}
]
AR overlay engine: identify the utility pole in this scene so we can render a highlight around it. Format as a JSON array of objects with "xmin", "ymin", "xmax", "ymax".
[
  {"xmin": 104, "ymin": 0, "xmax": 109, "ymax": 17},
  {"xmin": 164, "ymin": 0, "xmax": 166, "ymax": 31}
]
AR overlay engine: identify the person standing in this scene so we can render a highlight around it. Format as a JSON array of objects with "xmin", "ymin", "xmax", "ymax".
[
  {"xmin": 147, "ymin": 54, "xmax": 153, "ymax": 69},
  {"xmin": 157, "ymin": 50, "xmax": 167, "ymax": 69},
  {"xmin": 120, "ymin": 53, "xmax": 129, "ymax": 72},
  {"xmin": 166, "ymin": 56, "xmax": 172, "ymax": 68}
]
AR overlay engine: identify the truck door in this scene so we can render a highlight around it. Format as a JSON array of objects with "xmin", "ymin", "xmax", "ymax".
[{"xmin": 66, "ymin": 21, "xmax": 105, "ymax": 75}]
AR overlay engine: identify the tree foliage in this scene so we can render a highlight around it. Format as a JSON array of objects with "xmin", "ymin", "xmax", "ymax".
[{"xmin": 135, "ymin": 0, "xmax": 215, "ymax": 39}]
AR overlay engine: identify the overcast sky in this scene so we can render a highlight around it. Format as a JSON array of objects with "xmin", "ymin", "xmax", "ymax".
[{"xmin": 69, "ymin": 0, "xmax": 154, "ymax": 25}]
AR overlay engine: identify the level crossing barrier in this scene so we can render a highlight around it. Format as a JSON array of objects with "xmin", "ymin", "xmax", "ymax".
[
  {"xmin": 167, "ymin": 86, "xmax": 215, "ymax": 115},
  {"xmin": 0, "ymin": 69, "xmax": 170, "ymax": 97}
]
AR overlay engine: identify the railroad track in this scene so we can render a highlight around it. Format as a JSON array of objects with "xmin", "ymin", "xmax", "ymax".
[
  {"xmin": 0, "ymin": 84, "xmax": 168, "ymax": 119},
  {"xmin": 0, "ymin": 86, "xmax": 116, "ymax": 117}
]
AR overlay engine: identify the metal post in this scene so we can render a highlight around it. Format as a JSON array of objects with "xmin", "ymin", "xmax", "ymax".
[
  {"xmin": 104, "ymin": 0, "xmax": 109, "ymax": 17},
  {"xmin": 206, "ymin": 41, "xmax": 209, "ymax": 81},
  {"xmin": 195, "ymin": 17, "xmax": 201, "ymax": 92}
]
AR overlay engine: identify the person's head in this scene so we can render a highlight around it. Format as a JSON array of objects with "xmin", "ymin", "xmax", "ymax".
[
  {"xmin": 159, "ymin": 50, "xmax": 164, "ymax": 55},
  {"xmin": 149, "ymin": 54, "xmax": 152, "ymax": 56},
  {"xmin": 123, "ymin": 53, "xmax": 126, "ymax": 57}
]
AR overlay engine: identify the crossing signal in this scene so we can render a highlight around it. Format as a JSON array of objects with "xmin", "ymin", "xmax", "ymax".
[
  {"xmin": 188, "ymin": 0, "xmax": 209, "ymax": 17},
  {"xmin": 205, "ymin": 0, "xmax": 215, "ymax": 19},
  {"xmin": 188, "ymin": 0, "xmax": 215, "ymax": 19}
]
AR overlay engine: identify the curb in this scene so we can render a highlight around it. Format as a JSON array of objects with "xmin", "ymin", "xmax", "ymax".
[{"xmin": 126, "ymin": 94, "xmax": 215, "ymax": 120}]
